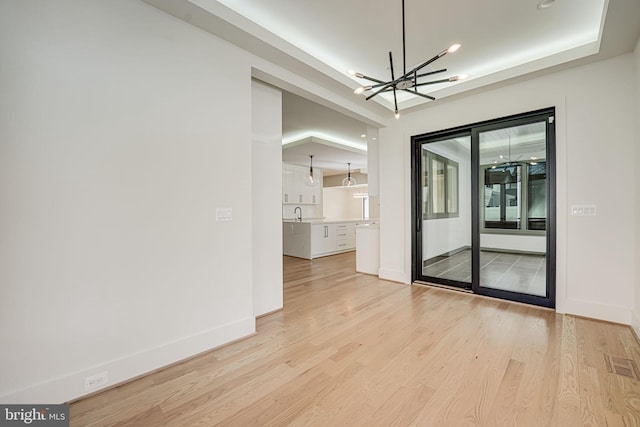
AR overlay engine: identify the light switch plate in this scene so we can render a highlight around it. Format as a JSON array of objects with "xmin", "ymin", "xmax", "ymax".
[
  {"xmin": 571, "ymin": 204, "xmax": 596, "ymax": 216},
  {"xmin": 216, "ymin": 207, "xmax": 233, "ymax": 221}
]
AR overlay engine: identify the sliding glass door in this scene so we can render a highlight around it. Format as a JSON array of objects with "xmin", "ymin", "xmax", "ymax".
[
  {"xmin": 415, "ymin": 133, "xmax": 472, "ymax": 289},
  {"xmin": 412, "ymin": 108, "xmax": 555, "ymax": 307}
]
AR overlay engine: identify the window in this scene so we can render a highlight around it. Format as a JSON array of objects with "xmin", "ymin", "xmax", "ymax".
[
  {"xmin": 362, "ymin": 196, "xmax": 370, "ymax": 220},
  {"xmin": 483, "ymin": 164, "xmax": 521, "ymax": 229},
  {"xmin": 423, "ymin": 150, "xmax": 459, "ymax": 219},
  {"xmin": 481, "ymin": 161, "xmax": 546, "ymax": 232}
]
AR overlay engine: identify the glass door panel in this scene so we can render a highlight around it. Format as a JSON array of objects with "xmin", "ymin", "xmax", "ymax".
[
  {"xmin": 477, "ymin": 121, "xmax": 548, "ymax": 298},
  {"xmin": 419, "ymin": 135, "xmax": 471, "ymax": 287}
]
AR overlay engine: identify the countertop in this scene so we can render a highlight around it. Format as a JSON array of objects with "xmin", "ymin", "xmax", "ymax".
[{"xmin": 283, "ymin": 218, "xmax": 378, "ymax": 225}]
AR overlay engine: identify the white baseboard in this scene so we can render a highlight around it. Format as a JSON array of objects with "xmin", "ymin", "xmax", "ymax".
[
  {"xmin": 632, "ymin": 310, "xmax": 640, "ymax": 340},
  {"xmin": 0, "ymin": 317, "xmax": 255, "ymax": 404},
  {"xmin": 379, "ymin": 268, "xmax": 410, "ymax": 284},
  {"xmin": 564, "ymin": 298, "xmax": 632, "ymax": 325}
]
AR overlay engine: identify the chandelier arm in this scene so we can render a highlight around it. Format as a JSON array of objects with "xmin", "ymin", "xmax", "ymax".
[
  {"xmin": 413, "ymin": 78, "xmax": 453, "ymax": 88},
  {"xmin": 402, "ymin": 0, "xmax": 406, "ymax": 76},
  {"xmin": 363, "ymin": 53, "xmax": 397, "ymax": 101},
  {"xmin": 393, "ymin": 87, "xmax": 399, "ymax": 112},
  {"xmin": 365, "ymin": 83, "xmax": 394, "ymax": 100},
  {"xmin": 415, "ymin": 68, "xmax": 447, "ymax": 79},
  {"xmin": 400, "ymin": 89, "xmax": 435, "ymax": 100},
  {"xmin": 390, "ymin": 50, "xmax": 398, "ymax": 114},
  {"xmin": 389, "ymin": 51, "xmax": 396, "ymax": 80},
  {"xmin": 398, "ymin": 53, "xmax": 442, "ymax": 81},
  {"xmin": 358, "ymin": 74, "xmax": 386, "ymax": 84}
]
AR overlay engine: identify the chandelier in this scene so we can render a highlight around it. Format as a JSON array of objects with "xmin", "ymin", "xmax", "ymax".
[{"xmin": 349, "ymin": 0, "xmax": 467, "ymax": 119}]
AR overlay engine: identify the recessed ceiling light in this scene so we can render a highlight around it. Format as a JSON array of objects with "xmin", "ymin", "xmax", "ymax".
[
  {"xmin": 537, "ymin": 0, "xmax": 556, "ymax": 9},
  {"xmin": 361, "ymin": 134, "xmax": 366, "ymax": 138}
]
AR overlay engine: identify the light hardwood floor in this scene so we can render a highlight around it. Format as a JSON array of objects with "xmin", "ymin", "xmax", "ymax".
[{"xmin": 71, "ymin": 252, "xmax": 640, "ymax": 426}]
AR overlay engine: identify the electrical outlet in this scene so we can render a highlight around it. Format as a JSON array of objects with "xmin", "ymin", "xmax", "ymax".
[{"xmin": 84, "ymin": 371, "xmax": 109, "ymax": 391}]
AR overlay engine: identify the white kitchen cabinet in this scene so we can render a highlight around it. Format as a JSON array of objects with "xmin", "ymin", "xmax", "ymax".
[
  {"xmin": 284, "ymin": 220, "xmax": 372, "ymax": 260},
  {"xmin": 282, "ymin": 164, "xmax": 294, "ymax": 203},
  {"xmin": 311, "ymin": 223, "xmax": 336, "ymax": 256},
  {"xmin": 356, "ymin": 225, "xmax": 379, "ymax": 275},
  {"xmin": 283, "ymin": 222, "xmax": 311, "ymax": 258},
  {"xmin": 292, "ymin": 166, "xmax": 304, "ymax": 203},
  {"xmin": 310, "ymin": 222, "xmax": 358, "ymax": 258},
  {"xmin": 282, "ymin": 163, "xmax": 321, "ymax": 204},
  {"xmin": 334, "ymin": 223, "xmax": 355, "ymax": 252}
]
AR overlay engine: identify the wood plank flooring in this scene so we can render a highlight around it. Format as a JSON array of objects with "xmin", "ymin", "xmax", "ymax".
[{"xmin": 70, "ymin": 252, "xmax": 640, "ymax": 426}]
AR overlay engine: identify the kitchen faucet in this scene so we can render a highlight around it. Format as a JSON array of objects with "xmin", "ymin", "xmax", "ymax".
[{"xmin": 294, "ymin": 206, "xmax": 302, "ymax": 222}]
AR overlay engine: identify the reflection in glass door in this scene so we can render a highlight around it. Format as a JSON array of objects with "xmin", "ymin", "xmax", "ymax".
[{"xmin": 416, "ymin": 134, "xmax": 472, "ymax": 289}]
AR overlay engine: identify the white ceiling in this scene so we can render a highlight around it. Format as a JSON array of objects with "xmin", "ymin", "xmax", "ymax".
[
  {"xmin": 282, "ymin": 137, "xmax": 368, "ymax": 176},
  {"xmin": 145, "ymin": 0, "xmax": 640, "ymax": 171},
  {"xmin": 282, "ymin": 91, "xmax": 370, "ymax": 173},
  {"xmin": 211, "ymin": 0, "xmax": 613, "ymax": 112}
]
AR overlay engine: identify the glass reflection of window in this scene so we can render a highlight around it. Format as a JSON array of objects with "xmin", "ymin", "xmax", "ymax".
[
  {"xmin": 422, "ymin": 151, "xmax": 429, "ymax": 217},
  {"xmin": 528, "ymin": 161, "xmax": 546, "ymax": 230},
  {"xmin": 432, "ymin": 157, "xmax": 445, "ymax": 214},
  {"xmin": 447, "ymin": 163, "xmax": 458, "ymax": 214},
  {"xmin": 423, "ymin": 150, "xmax": 459, "ymax": 219},
  {"xmin": 484, "ymin": 164, "xmax": 521, "ymax": 229},
  {"xmin": 481, "ymin": 161, "xmax": 547, "ymax": 232}
]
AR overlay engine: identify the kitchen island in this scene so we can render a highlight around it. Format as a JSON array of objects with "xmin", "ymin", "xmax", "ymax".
[{"xmin": 283, "ymin": 219, "xmax": 377, "ymax": 260}]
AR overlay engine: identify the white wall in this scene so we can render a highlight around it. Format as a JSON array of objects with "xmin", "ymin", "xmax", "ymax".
[
  {"xmin": 379, "ymin": 53, "xmax": 636, "ymax": 324},
  {"xmin": 0, "ymin": 0, "xmax": 256, "ymax": 403},
  {"xmin": 323, "ymin": 172, "xmax": 368, "ymax": 187},
  {"xmin": 633, "ymin": 38, "xmax": 640, "ymax": 338},
  {"xmin": 251, "ymin": 80, "xmax": 283, "ymax": 317},
  {"xmin": 282, "ymin": 203, "xmax": 322, "ymax": 220},
  {"xmin": 323, "ymin": 186, "xmax": 367, "ymax": 220},
  {"xmin": 480, "ymin": 234, "xmax": 546, "ymax": 253}
]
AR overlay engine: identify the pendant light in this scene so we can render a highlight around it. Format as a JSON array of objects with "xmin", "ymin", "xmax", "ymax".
[
  {"xmin": 349, "ymin": 0, "xmax": 467, "ymax": 119},
  {"xmin": 342, "ymin": 163, "xmax": 357, "ymax": 187},
  {"xmin": 304, "ymin": 155, "xmax": 317, "ymax": 186}
]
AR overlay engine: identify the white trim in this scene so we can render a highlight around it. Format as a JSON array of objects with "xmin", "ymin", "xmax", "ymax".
[
  {"xmin": 379, "ymin": 268, "xmax": 410, "ymax": 284},
  {"xmin": 632, "ymin": 310, "xmax": 640, "ymax": 339},
  {"xmin": 564, "ymin": 298, "xmax": 632, "ymax": 325},
  {"xmin": 0, "ymin": 317, "xmax": 255, "ymax": 404}
]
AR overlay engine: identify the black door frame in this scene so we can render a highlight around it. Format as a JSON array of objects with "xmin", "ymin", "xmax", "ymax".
[
  {"xmin": 411, "ymin": 107, "xmax": 556, "ymax": 308},
  {"xmin": 411, "ymin": 128, "xmax": 473, "ymax": 290}
]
